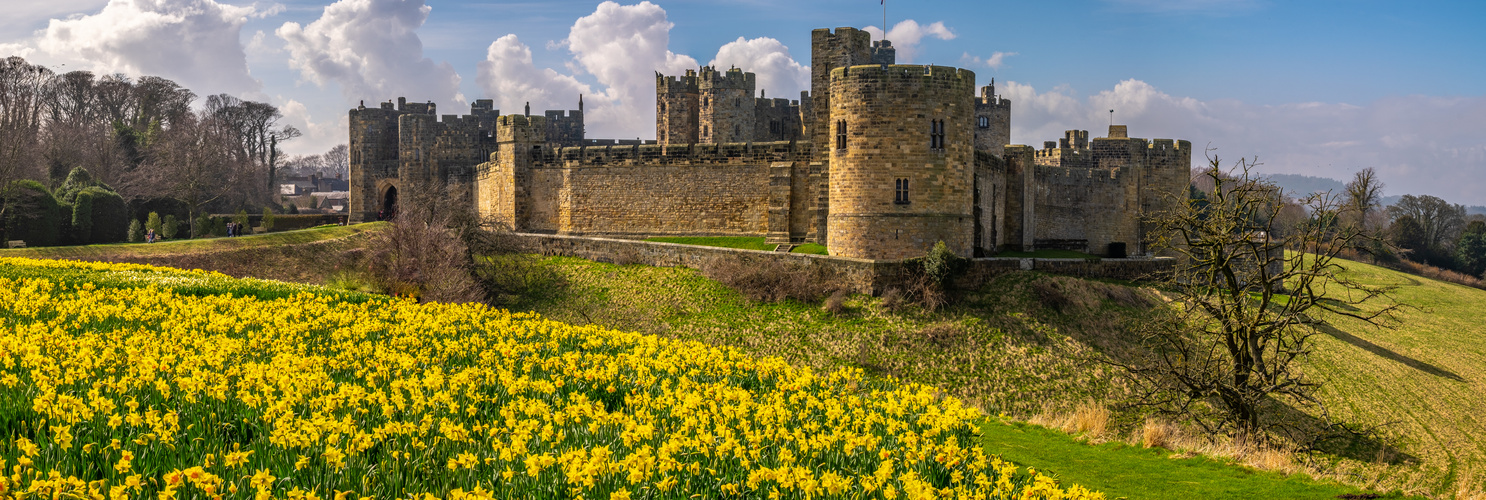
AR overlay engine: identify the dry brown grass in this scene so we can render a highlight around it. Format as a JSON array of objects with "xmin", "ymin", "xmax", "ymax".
[
  {"xmin": 822, "ymin": 289, "xmax": 847, "ymax": 314},
  {"xmin": 1140, "ymin": 418, "xmax": 1177, "ymax": 449},
  {"xmin": 1030, "ymin": 402, "xmax": 1111, "ymax": 441}
]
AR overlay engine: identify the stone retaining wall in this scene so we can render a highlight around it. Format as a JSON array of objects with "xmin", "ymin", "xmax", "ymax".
[{"xmin": 505, "ymin": 233, "xmax": 1174, "ymax": 294}]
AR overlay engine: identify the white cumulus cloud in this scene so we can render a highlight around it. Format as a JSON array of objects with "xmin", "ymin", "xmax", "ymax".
[
  {"xmin": 476, "ymin": 34, "xmax": 592, "ymax": 116},
  {"xmin": 32, "ymin": 0, "xmax": 264, "ymax": 96},
  {"xmin": 277, "ymin": 0, "xmax": 463, "ymax": 108},
  {"xmin": 710, "ymin": 37, "xmax": 810, "ymax": 100},
  {"xmin": 864, "ymin": 20, "xmax": 956, "ymax": 63},
  {"xmin": 478, "ymin": 1, "xmax": 698, "ymax": 139},
  {"xmin": 961, "ymin": 51, "xmax": 1018, "ymax": 70},
  {"xmin": 1000, "ymin": 79, "xmax": 1486, "ymax": 204}
]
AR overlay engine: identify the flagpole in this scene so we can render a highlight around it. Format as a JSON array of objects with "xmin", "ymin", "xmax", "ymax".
[{"xmin": 883, "ymin": 0, "xmax": 888, "ymax": 41}]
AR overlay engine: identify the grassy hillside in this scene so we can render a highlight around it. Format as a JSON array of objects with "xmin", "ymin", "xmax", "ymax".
[
  {"xmin": 0, "ymin": 223, "xmax": 384, "ymax": 284},
  {"xmin": 6, "ymin": 229, "xmax": 1466, "ymax": 497},
  {"xmin": 1304, "ymin": 258, "xmax": 1486, "ymax": 496},
  {"xmin": 494, "ymin": 255, "xmax": 1412, "ymax": 498}
]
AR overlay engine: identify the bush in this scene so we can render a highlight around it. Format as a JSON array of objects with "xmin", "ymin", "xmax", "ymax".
[
  {"xmin": 194, "ymin": 212, "xmax": 212, "ymax": 238},
  {"xmin": 161, "ymin": 215, "xmax": 179, "ymax": 240},
  {"xmin": 146, "ymin": 212, "xmax": 162, "ymax": 235},
  {"xmin": 262, "ymin": 208, "xmax": 276, "ymax": 232},
  {"xmin": 2, "ymin": 180, "xmax": 62, "ymax": 246},
  {"xmin": 822, "ymin": 289, "xmax": 848, "ymax": 314},
  {"xmin": 85, "ymin": 187, "xmax": 128, "ymax": 244},
  {"xmin": 127, "ymin": 219, "xmax": 144, "ymax": 243},
  {"xmin": 72, "ymin": 190, "xmax": 94, "ymax": 243},
  {"xmin": 365, "ymin": 204, "xmax": 484, "ymax": 304}
]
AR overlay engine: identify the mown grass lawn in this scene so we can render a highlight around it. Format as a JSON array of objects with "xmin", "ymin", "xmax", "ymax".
[
  {"xmin": 979, "ymin": 420, "xmax": 1417, "ymax": 500},
  {"xmin": 791, "ymin": 242, "xmax": 829, "ymax": 255}
]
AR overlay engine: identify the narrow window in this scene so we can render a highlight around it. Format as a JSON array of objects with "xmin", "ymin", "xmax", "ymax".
[
  {"xmin": 702, "ymin": 125, "xmax": 709, "ymax": 138},
  {"xmin": 734, "ymin": 124, "xmax": 740, "ymax": 137},
  {"xmin": 704, "ymin": 97, "xmax": 710, "ymax": 108},
  {"xmin": 835, "ymin": 120, "xmax": 847, "ymax": 150},
  {"xmin": 978, "ymin": 116, "xmax": 989, "ymax": 128},
  {"xmin": 928, "ymin": 119, "xmax": 945, "ymax": 150},
  {"xmin": 894, "ymin": 178, "xmax": 910, "ymax": 204}
]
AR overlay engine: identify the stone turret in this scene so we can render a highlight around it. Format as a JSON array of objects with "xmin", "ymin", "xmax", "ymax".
[
  {"xmin": 827, "ymin": 64, "xmax": 977, "ymax": 259},
  {"xmin": 810, "ymin": 27, "xmax": 873, "ymax": 161},
  {"xmin": 699, "ymin": 66, "xmax": 756, "ymax": 144},
  {"xmin": 656, "ymin": 70, "xmax": 700, "ymax": 149},
  {"xmin": 974, "ymin": 80, "xmax": 1012, "ymax": 155}
]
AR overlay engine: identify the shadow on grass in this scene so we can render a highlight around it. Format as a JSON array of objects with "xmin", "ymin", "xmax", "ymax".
[{"xmin": 1316, "ymin": 323, "xmax": 1464, "ymax": 382}]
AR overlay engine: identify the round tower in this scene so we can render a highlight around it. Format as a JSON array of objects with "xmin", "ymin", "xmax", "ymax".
[{"xmin": 827, "ymin": 64, "xmax": 977, "ymax": 260}]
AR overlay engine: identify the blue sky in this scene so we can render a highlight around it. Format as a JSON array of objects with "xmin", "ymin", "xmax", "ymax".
[{"xmin": 3, "ymin": 0, "xmax": 1484, "ymax": 203}]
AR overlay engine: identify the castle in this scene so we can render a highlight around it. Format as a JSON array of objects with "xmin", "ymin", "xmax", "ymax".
[{"xmin": 349, "ymin": 27, "xmax": 1191, "ymax": 260}]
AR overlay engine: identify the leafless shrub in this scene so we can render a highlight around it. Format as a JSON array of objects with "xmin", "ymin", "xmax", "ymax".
[
  {"xmin": 702, "ymin": 256, "xmax": 843, "ymax": 303},
  {"xmin": 879, "ymin": 288, "xmax": 904, "ymax": 312},
  {"xmin": 364, "ymin": 187, "xmax": 483, "ymax": 304},
  {"xmin": 822, "ymin": 289, "xmax": 848, "ymax": 314}
]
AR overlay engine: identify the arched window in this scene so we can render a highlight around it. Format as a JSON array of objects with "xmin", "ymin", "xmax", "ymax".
[
  {"xmin": 978, "ymin": 116, "xmax": 990, "ymax": 128},
  {"xmin": 894, "ymin": 178, "xmax": 910, "ymax": 204}
]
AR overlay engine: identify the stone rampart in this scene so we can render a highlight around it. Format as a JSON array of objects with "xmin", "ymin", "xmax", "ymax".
[{"xmin": 502, "ymin": 233, "xmax": 1174, "ymax": 294}]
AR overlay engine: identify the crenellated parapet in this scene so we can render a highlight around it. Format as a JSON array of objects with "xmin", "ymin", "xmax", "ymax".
[{"xmin": 525, "ymin": 140, "xmax": 810, "ymax": 168}]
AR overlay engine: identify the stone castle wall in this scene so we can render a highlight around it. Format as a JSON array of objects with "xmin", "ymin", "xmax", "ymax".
[
  {"xmin": 827, "ymin": 64, "xmax": 977, "ymax": 259},
  {"xmin": 479, "ymin": 138, "xmax": 817, "ymax": 239}
]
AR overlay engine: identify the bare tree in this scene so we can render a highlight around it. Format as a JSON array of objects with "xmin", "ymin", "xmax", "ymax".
[
  {"xmin": 1343, "ymin": 167, "xmax": 1385, "ymax": 232},
  {"xmin": 139, "ymin": 110, "xmax": 247, "ymax": 236},
  {"xmin": 322, "ymin": 144, "xmax": 349, "ymax": 179},
  {"xmin": 0, "ymin": 57, "xmax": 53, "ymax": 224},
  {"xmin": 1122, "ymin": 153, "xmax": 1401, "ymax": 442}
]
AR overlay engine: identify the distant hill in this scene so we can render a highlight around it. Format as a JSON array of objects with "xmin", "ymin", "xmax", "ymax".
[
  {"xmin": 1261, "ymin": 174, "xmax": 1486, "ymax": 215},
  {"xmin": 1262, "ymin": 173, "xmax": 1346, "ymax": 198}
]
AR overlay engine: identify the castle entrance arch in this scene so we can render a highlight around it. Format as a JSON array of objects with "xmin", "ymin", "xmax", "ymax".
[{"xmin": 381, "ymin": 185, "xmax": 398, "ymax": 220}]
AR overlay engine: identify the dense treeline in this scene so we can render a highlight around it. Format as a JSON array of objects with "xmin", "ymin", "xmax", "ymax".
[
  {"xmin": 1193, "ymin": 166, "xmax": 1486, "ymax": 282},
  {"xmin": 0, "ymin": 56, "xmax": 345, "ymax": 245}
]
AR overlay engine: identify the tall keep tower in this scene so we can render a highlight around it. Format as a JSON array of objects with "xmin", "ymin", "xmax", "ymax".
[
  {"xmin": 974, "ymin": 81, "xmax": 1012, "ymax": 155},
  {"xmin": 827, "ymin": 64, "xmax": 977, "ymax": 259},
  {"xmin": 810, "ymin": 28, "xmax": 874, "ymax": 159},
  {"xmin": 698, "ymin": 66, "xmax": 756, "ymax": 143},
  {"xmin": 656, "ymin": 70, "xmax": 699, "ymax": 148}
]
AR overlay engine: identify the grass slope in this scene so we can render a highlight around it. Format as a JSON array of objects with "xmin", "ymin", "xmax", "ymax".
[
  {"xmin": 1302, "ymin": 258, "xmax": 1486, "ymax": 495},
  {"xmin": 0, "ymin": 223, "xmax": 384, "ymax": 285},
  {"xmin": 980, "ymin": 420, "xmax": 1374, "ymax": 500},
  {"xmin": 11, "ymin": 231, "xmax": 1469, "ymax": 496},
  {"xmin": 0, "ymin": 223, "xmax": 378, "ymax": 259},
  {"xmin": 497, "ymin": 255, "xmax": 1405, "ymax": 499}
]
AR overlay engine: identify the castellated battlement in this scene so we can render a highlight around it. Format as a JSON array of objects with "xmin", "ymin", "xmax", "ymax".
[
  {"xmin": 828, "ymin": 64, "xmax": 977, "ymax": 85},
  {"xmin": 496, "ymin": 115, "xmax": 546, "ymax": 143},
  {"xmin": 656, "ymin": 70, "xmax": 699, "ymax": 93},
  {"xmin": 524, "ymin": 140, "xmax": 809, "ymax": 168},
  {"xmin": 977, "ymin": 84, "xmax": 1011, "ymax": 109},
  {"xmin": 699, "ymin": 66, "xmax": 754, "ymax": 90}
]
